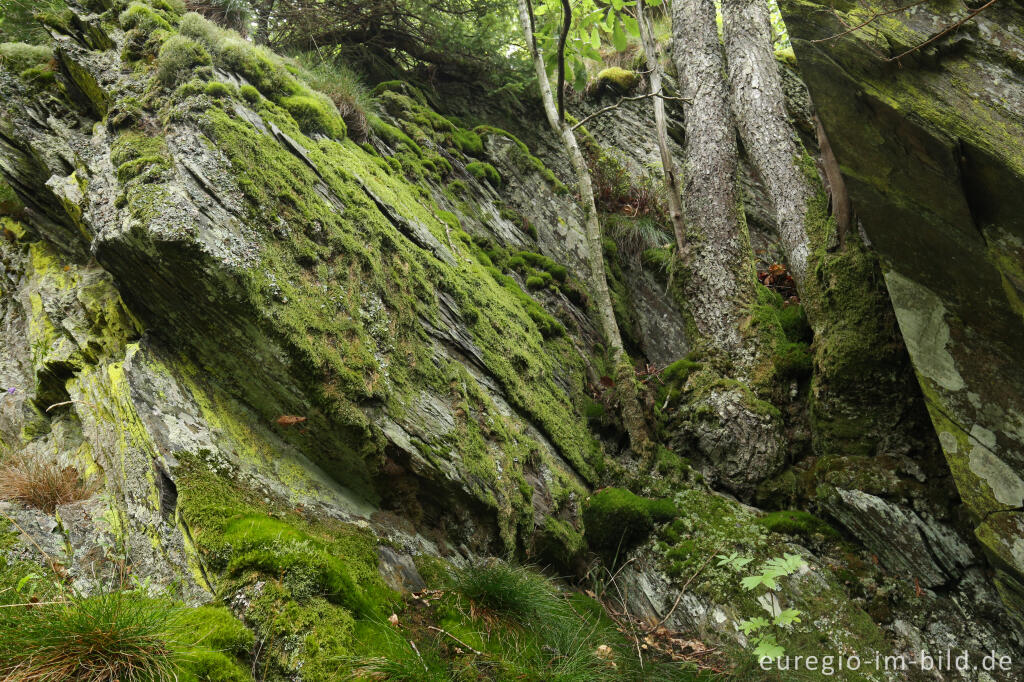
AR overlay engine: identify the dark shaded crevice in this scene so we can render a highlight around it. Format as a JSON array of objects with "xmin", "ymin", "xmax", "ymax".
[{"xmin": 154, "ymin": 462, "xmax": 178, "ymax": 522}]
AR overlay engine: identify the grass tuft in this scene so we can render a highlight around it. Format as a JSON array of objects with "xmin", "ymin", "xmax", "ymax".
[
  {"xmin": 0, "ymin": 453, "xmax": 95, "ymax": 513},
  {"xmin": 294, "ymin": 55, "xmax": 374, "ymax": 142},
  {"xmin": 449, "ymin": 560, "xmax": 557, "ymax": 625},
  {"xmin": 0, "ymin": 591, "xmax": 179, "ymax": 682}
]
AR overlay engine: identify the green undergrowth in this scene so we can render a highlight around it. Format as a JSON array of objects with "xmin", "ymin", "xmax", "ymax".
[
  {"xmin": 0, "ymin": 541, "xmax": 251, "ymax": 682},
  {"xmin": 176, "ymin": 460, "xmax": 397, "ymax": 679},
  {"xmin": 651, "ymin": 486, "xmax": 888, "ymax": 674},
  {"xmin": 345, "ymin": 559, "xmax": 698, "ymax": 680}
]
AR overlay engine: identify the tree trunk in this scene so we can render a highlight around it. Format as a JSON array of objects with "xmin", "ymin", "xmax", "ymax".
[
  {"xmin": 671, "ymin": 0, "xmax": 753, "ymax": 355},
  {"xmin": 515, "ymin": 0, "xmax": 650, "ymax": 453},
  {"xmin": 722, "ymin": 0, "xmax": 812, "ymax": 288},
  {"xmin": 670, "ymin": 0, "xmax": 785, "ymax": 497},
  {"xmin": 638, "ymin": 0, "xmax": 687, "ymax": 255}
]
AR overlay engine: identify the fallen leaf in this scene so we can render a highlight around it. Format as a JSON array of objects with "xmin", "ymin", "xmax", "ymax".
[{"xmin": 275, "ymin": 415, "xmax": 307, "ymax": 427}]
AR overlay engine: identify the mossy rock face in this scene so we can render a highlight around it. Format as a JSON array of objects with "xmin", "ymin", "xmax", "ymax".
[
  {"xmin": 756, "ymin": 509, "xmax": 839, "ymax": 539},
  {"xmin": 783, "ymin": 0, "xmax": 1024, "ymax": 615},
  {"xmin": 0, "ymin": 1, "xmax": 599, "ymax": 594},
  {"xmin": 583, "ymin": 487, "xmax": 677, "ymax": 557}
]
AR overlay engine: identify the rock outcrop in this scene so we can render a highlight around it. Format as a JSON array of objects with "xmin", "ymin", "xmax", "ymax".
[
  {"xmin": 0, "ymin": 0, "xmax": 1021, "ymax": 677},
  {"xmin": 783, "ymin": 0, "xmax": 1024, "ymax": 626}
]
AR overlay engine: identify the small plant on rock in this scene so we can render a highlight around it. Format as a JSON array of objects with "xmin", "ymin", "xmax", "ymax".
[{"xmin": 718, "ymin": 551, "xmax": 807, "ymax": 661}]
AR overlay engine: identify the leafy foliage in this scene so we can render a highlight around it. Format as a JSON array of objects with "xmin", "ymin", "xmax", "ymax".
[{"xmin": 718, "ymin": 552, "xmax": 808, "ymax": 661}]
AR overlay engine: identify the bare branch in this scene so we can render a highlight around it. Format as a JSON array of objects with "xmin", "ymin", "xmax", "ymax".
[
  {"xmin": 885, "ymin": 0, "xmax": 999, "ymax": 63},
  {"xmin": 810, "ymin": 0, "xmax": 930, "ymax": 44},
  {"xmin": 647, "ymin": 543, "xmax": 724, "ymax": 633},
  {"xmin": 571, "ymin": 90, "xmax": 690, "ymax": 131}
]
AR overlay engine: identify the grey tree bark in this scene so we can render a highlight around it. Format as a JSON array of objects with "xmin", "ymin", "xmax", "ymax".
[
  {"xmin": 515, "ymin": 0, "xmax": 650, "ymax": 453},
  {"xmin": 670, "ymin": 0, "xmax": 785, "ymax": 496},
  {"xmin": 722, "ymin": 0, "xmax": 812, "ymax": 288},
  {"xmin": 638, "ymin": 0, "xmax": 687, "ymax": 254}
]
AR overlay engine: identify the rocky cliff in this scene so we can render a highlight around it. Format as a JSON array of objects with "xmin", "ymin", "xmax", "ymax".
[
  {"xmin": 0, "ymin": 0, "xmax": 1021, "ymax": 679},
  {"xmin": 783, "ymin": 0, "xmax": 1024, "ymax": 633}
]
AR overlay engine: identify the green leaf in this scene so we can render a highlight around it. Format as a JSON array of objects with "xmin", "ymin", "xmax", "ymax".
[
  {"xmin": 611, "ymin": 0, "xmax": 624, "ymax": 10},
  {"xmin": 16, "ymin": 573, "xmax": 38, "ymax": 593},
  {"xmin": 623, "ymin": 16, "xmax": 640, "ymax": 38},
  {"xmin": 574, "ymin": 62, "xmax": 588, "ymax": 92},
  {"xmin": 753, "ymin": 634, "xmax": 785, "ymax": 660},
  {"xmin": 590, "ymin": 26, "xmax": 601, "ymax": 49},
  {"xmin": 773, "ymin": 609, "xmax": 802, "ymax": 626},
  {"xmin": 739, "ymin": 617, "xmax": 771, "ymax": 635},
  {"xmin": 740, "ymin": 575, "xmax": 764, "ymax": 591},
  {"xmin": 612, "ymin": 19, "xmax": 628, "ymax": 51}
]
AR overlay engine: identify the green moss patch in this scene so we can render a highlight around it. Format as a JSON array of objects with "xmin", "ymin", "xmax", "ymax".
[
  {"xmin": 594, "ymin": 67, "xmax": 639, "ymax": 94},
  {"xmin": 0, "ymin": 42, "xmax": 53, "ymax": 73},
  {"xmin": 466, "ymin": 161, "xmax": 501, "ymax": 188},
  {"xmin": 756, "ymin": 509, "xmax": 839, "ymax": 539},
  {"xmin": 176, "ymin": 461, "xmax": 397, "ymax": 678},
  {"xmin": 583, "ymin": 487, "xmax": 677, "ymax": 557},
  {"xmin": 156, "ymin": 35, "xmax": 211, "ymax": 87}
]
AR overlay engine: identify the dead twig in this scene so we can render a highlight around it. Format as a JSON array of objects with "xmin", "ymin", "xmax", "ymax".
[
  {"xmin": 408, "ymin": 639, "xmax": 429, "ymax": 672},
  {"xmin": 427, "ymin": 625, "xmax": 485, "ymax": 656},
  {"xmin": 647, "ymin": 543, "xmax": 725, "ymax": 633}
]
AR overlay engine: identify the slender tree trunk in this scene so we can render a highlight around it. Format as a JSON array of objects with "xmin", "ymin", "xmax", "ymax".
[
  {"xmin": 515, "ymin": 0, "xmax": 650, "ymax": 453},
  {"xmin": 721, "ymin": 4, "xmax": 921, "ymax": 470},
  {"xmin": 255, "ymin": 0, "xmax": 275, "ymax": 45},
  {"xmin": 670, "ymin": 0, "xmax": 785, "ymax": 497},
  {"xmin": 638, "ymin": 0, "xmax": 686, "ymax": 254},
  {"xmin": 722, "ymin": 0, "xmax": 812, "ymax": 287}
]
